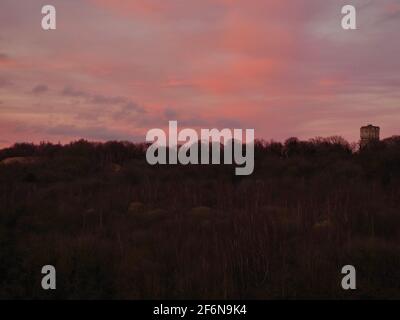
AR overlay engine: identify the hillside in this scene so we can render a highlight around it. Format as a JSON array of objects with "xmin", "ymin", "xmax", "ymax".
[{"xmin": 1, "ymin": 137, "xmax": 400, "ymax": 299}]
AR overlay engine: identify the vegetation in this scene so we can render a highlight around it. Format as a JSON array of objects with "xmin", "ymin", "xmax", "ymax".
[{"xmin": 1, "ymin": 136, "xmax": 400, "ymax": 299}]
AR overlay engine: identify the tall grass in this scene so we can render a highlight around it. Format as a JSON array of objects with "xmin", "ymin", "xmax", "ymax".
[{"xmin": 0, "ymin": 138, "xmax": 400, "ymax": 299}]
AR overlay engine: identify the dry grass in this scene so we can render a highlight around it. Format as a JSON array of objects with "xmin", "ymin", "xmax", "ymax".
[{"xmin": 0, "ymin": 139, "xmax": 400, "ymax": 299}]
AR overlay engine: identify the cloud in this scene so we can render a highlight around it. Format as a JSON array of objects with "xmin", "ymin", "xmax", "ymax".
[
  {"xmin": 59, "ymin": 86, "xmax": 147, "ymax": 125},
  {"xmin": 377, "ymin": 2, "xmax": 400, "ymax": 24},
  {"xmin": 0, "ymin": 53, "xmax": 9, "ymax": 60},
  {"xmin": 62, "ymin": 86, "xmax": 90, "ymax": 98},
  {"xmin": 164, "ymin": 107, "xmax": 178, "ymax": 119},
  {"xmin": 61, "ymin": 86, "xmax": 144, "ymax": 109},
  {"xmin": 0, "ymin": 76, "xmax": 12, "ymax": 88},
  {"xmin": 43, "ymin": 124, "xmax": 141, "ymax": 142},
  {"xmin": 91, "ymin": 94, "xmax": 127, "ymax": 105},
  {"xmin": 1, "ymin": 0, "xmax": 400, "ymax": 144},
  {"xmin": 0, "ymin": 52, "xmax": 17, "ymax": 69},
  {"xmin": 32, "ymin": 84, "xmax": 49, "ymax": 94},
  {"xmin": 115, "ymin": 101, "xmax": 146, "ymax": 116},
  {"xmin": 157, "ymin": 106, "xmax": 242, "ymax": 129}
]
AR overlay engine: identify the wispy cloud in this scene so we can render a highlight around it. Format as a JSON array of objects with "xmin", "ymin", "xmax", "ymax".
[
  {"xmin": 32, "ymin": 84, "xmax": 48, "ymax": 94},
  {"xmin": 0, "ymin": 0, "xmax": 399, "ymax": 147},
  {"xmin": 0, "ymin": 76, "xmax": 12, "ymax": 88},
  {"xmin": 62, "ymin": 86, "xmax": 90, "ymax": 98}
]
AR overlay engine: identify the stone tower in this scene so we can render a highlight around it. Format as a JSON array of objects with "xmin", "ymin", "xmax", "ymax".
[{"xmin": 360, "ymin": 124, "xmax": 380, "ymax": 147}]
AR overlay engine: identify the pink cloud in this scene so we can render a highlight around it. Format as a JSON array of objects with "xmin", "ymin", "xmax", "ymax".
[{"xmin": 0, "ymin": 0, "xmax": 399, "ymax": 146}]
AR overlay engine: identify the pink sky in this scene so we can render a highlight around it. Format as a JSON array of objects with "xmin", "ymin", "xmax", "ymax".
[{"xmin": 0, "ymin": 0, "xmax": 399, "ymax": 148}]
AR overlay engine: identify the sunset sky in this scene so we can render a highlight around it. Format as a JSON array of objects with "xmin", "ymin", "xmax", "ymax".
[{"xmin": 0, "ymin": 0, "xmax": 399, "ymax": 148}]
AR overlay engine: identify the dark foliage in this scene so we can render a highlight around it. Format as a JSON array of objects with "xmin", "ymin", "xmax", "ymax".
[{"xmin": 0, "ymin": 136, "xmax": 400, "ymax": 299}]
